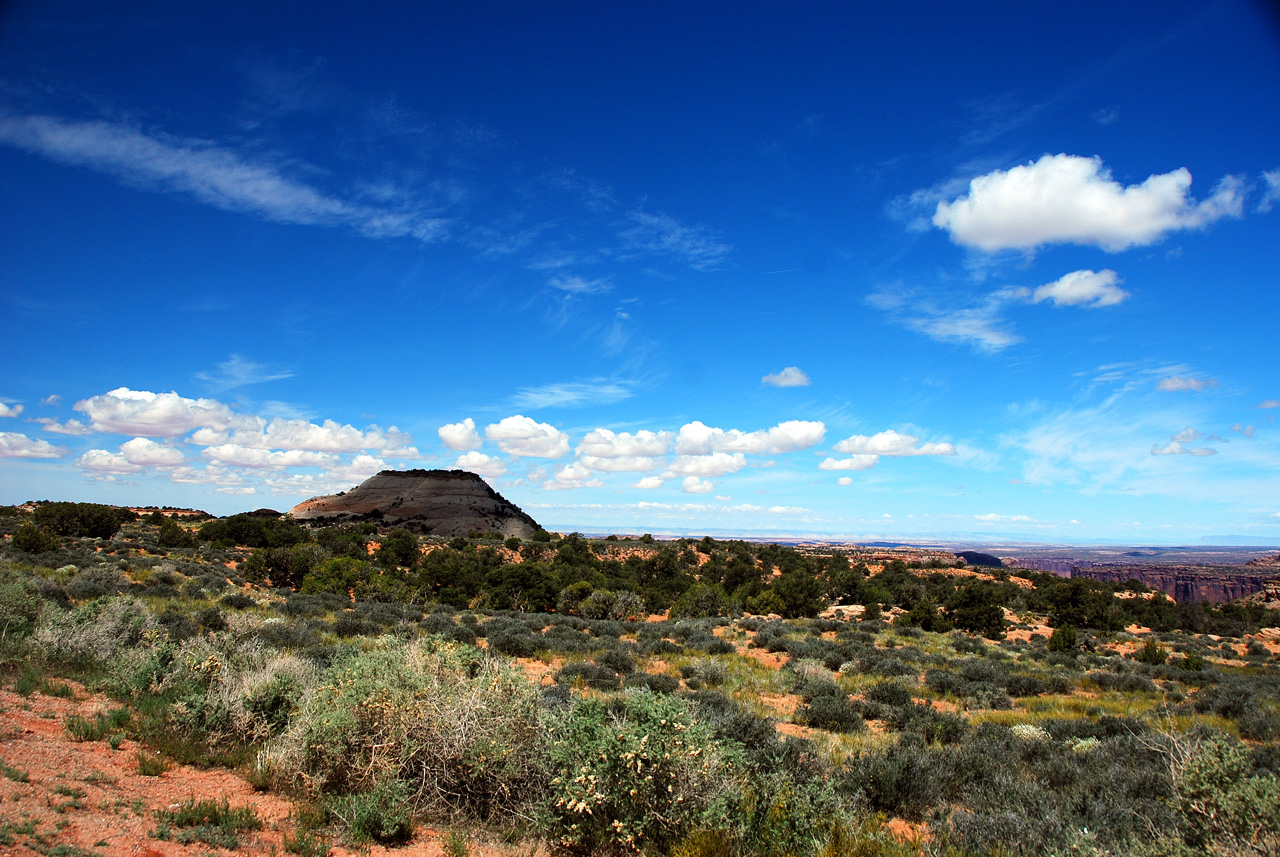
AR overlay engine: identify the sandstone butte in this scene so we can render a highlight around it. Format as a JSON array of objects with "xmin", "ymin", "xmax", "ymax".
[{"xmin": 289, "ymin": 468, "xmax": 541, "ymax": 539}]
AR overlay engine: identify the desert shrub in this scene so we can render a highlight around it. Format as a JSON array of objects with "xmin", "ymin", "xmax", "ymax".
[
  {"xmin": 798, "ymin": 693, "xmax": 865, "ymax": 733},
  {"xmin": 1135, "ymin": 638, "xmax": 1168, "ymax": 665},
  {"xmin": 1085, "ymin": 670, "xmax": 1158, "ymax": 694},
  {"xmin": 1238, "ymin": 709, "xmax": 1280, "ymax": 742},
  {"xmin": 853, "ymin": 653, "xmax": 915, "ymax": 677},
  {"xmin": 199, "ymin": 513, "xmax": 310, "ymax": 549},
  {"xmin": 1171, "ymin": 733, "xmax": 1280, "ymax": 854},
  {"xmin": 267, "ymin": 637, "xmax": 547, "ymax": 825},
  {"xmin": 556, "ymin": 661, "xmax": 620, "ymax": 690},
  {"xmin": 845, "ymin": 736, "xmax": 944, "ymax": 820},
  {"xmin": 1004, "ymin": 672, "xmax": 1048, "ymax": 697},
  {"xmin": 542, "ymin": 623, "xmax": 593, "ymax": 654},
  {"xmin": 325, "ymin": 779, "xmax": 414, "ymax": 845},
  {"xmin": 36, "ymin": 596, "xmax": 156, "ymax": 664},
  {"xmin": 33, "ymin": 502, "xmax": 134, "ymax": 539},
  {"xmin": 153, "ymin": 797, "xmax": 262, "ymax": 849},
  {"xmin": 487, "ymin": 625, "xmax": 539, "ymax": 657},
  {"xmin": 258, "ymin": 619, "xmax": 323, "ymax": 650},
  {"xmin": 692, "ymin": 659, "xmax": 728, "ymax": 687},
  {"xmin": 157, "ymin": 608, "xmax": 198, "ymax": 642},
  {"xmin": 866, "ymin": 680, "xmax": 915, "ymax": 708},
  {"xmin": 12, "ymin": 522, "xmax": 61, "ymax": 554},
  {"xmin": 542, "ymin": 690, "xmax": 740, "ymax": 854},
  {"xmin": 596, "ymin": 646, "xmax": 637, "ymax": 676},
  {"xmin": 626, "ymin": 671, "xmax": 681, "ymax": 694},
  {"xmin": 642, "ymin": 638, "xmax": 684, "ymax": 657},
  {"xmin": 669, "ymin": 583, "xmax": 731, "ymax": 619},
  {"xmin": 886, "ymin": 702, "xmax": 967, "ymax": 744},
  {"xmin": 221, "ymin": 591, "xmax": 256, "ymax": 610},
  {"xmin": 64, "ymin": 566, "xmax": 130, "ymax": 600},
  {"xmin": 1193, "ymin": 680, "xmax": 1254, "ymax": 720},
  {"xmin": 0, "ymin": 572, "xmax": 42, "ymax": 643},
  {"xmin": 1047, "ymin": 624, "xmax": 1077, "ymax": 652},
  {"xmin": 156, "ymin": 518, "xmax": 197, "ymax": 549},
  {"xmin": 332, "ymin": 613, "xmax": 380, "ymax": 638}
]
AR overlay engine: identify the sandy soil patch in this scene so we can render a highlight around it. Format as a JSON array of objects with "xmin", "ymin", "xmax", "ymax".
[
  {"xmin": 758, "ymin": 693, "xmax": 800, "ymax": 719},
  {"xmin": 775, "ymin": 722, "xmax": 819, "ymax": 740},
  {"xmin": 513, "ymin": 657, "xmax": 562, "ymax": 686},
  {"xmin": 0, "ymin": 685, "xmax": 532, "ymax": 857}
]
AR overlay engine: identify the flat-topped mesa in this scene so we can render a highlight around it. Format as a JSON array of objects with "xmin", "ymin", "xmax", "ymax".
[{"xmin": 289, "ymin": 469, "xmax": 541, "ymax": 539}]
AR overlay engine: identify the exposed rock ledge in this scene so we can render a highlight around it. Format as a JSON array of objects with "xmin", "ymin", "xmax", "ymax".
[{"xmin": 289, "ymin": 469, "xmax": 541, "ymax": 539}]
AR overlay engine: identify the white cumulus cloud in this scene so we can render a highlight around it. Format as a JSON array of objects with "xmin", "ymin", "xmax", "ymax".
[
  {"xmin": 1150, "ymin": 442, "xmax": 1217, "ymax": 456},
  {"xmin": 453, "ymin": 451, "xmax": 507, "ymax": 478},
  {"xmin": 578, "ymin": 428, "xmax": 672, "ymax": 459},
  {"xmin": 1171, "ymin": 427, "xmax": 1202, "ymax": 444},
  {"xmin": 0, "ymin": 432, "xmax": 67, "ymax": 458},
  {"xmin": 439, "ymin": 418, "xmax": 483, "ymax": 450},
  {"xmin": 119, "ymin": 437, "xmax": 185, "ymax": 467},
  {"xmin": 675, "ymin": 420, "xmax": 825, "ymax": 456},
  {"xmin": 837, "ymin": 476, "xmax": 854, "ymax": 485},
  {"xmin": 933, "ymin": 154, "xmax": 1243, "ymax": 252},
  {"xmin": 0, "ymin": 402, "xmax": 24, "ymax": 417},
  {"xmin": 1027, "ymin": 269, "xmax": 1128, "ymax": 308},
  {"xmin": 544, "ymin": 462, "xmax": 604, "ymax": 490},
  {"xmin": 832, "ymin": 429, "xmax": 955, "ymax": 457},
  {"xmin": 32, "ymin": 418, "xmax": 92, "ymax": 435},
  {"xmin": 76, "ymin": 449, "xmax": 143, "ymax": 474},
  {"xmin": 632, "ymin": 476, "xmax": 665, "ymax": 489},
  {"xmin": 75, "ymin": 387, "xmax": 245, "ymax": 437},
  {"xmin": 669, "ymin": 452, "xmax": 747, "ymax": 477},
  {"xmin": 762, "ymin": 366, "xmax": 811, "ymax": 387},
  {"xmin": 681, "ymin": 476, "xmax": 715, "ymax": 494},
  {"xmin": 485, "ymin": 415, "xmax": 570, "ymax": 459},
  {"xmin": 202, "ymin": 444, "xmax": 334, "ymax": 469},
  {"xmin": 819, "ymin": 456, "xmax": 879, "ymax": 471}
]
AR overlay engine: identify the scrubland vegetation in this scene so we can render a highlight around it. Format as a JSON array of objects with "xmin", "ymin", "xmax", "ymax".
[{"xmin": 1, "ymin": 501, "xmax": 1278, "ymax": 856}]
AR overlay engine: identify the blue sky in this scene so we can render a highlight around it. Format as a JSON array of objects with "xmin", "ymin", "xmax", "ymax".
[{"xmin": 2, "ymin": 1, "xmax": 1278, "ymax": 544}]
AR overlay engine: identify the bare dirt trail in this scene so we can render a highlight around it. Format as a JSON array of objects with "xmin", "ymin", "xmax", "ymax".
[{"xmin": 0, "ymin": 684, "xmax": 530, "ymax": 857}]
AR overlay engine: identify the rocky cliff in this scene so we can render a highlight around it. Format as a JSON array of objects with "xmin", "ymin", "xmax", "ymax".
[
  {"xmin": 1071, "ymin": 564, "xmax": 1280, "ymax": 604},
  {"xmin": 289, "ymin": 469, "xmax": 541, "ymax": 539}
]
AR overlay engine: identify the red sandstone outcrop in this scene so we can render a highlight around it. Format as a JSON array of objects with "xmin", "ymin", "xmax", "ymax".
[
  {"xmin": 289, "ymin": 469, "xmax": 541, "ymax": 539},
  {"xmin": 1072, "ymin": 564, "xmax": 1280, "ymax": 604}
]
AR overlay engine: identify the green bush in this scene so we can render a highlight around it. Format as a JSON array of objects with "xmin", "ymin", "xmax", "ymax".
[
  {"xmin": 543, "ymin": 690, "xmax": 741, "ymax": 854},
  {"xmin": 325, "ymin": 779, "xmax": 414, "ymax": 845},
  {"xmin": 33, "ymin": 502, "xmax": 134, "ymax": 539},
  {"xmin": 271, "ymin": 637, "xmax": 547, "ymax": 824},
  {"xmin": 1136, "ymin": 638, "xmax": 1168, "ymax": 665},
  {"xmin": 153, "ymin": 797, "xmax": 262, "ymax": 849},
  {"xmin": 1047, "ymin": 624, "xmax": 1077, "ymax": 653},
  {"xmin": 0, "ymin": 573, "xmax": 42, "ymax": 643},
  {"xmin": 1172, "ymin": 733, "xmax": 1280, "ymax": 854},
  {"xmin": 12, "ymin": 522, "xmax": 61, "ymax": 554}
]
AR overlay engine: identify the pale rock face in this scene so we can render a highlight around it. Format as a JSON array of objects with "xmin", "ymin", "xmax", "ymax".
[{"xmin": 289, "ymin": 469, "xmax": 540, "ymax": 539}]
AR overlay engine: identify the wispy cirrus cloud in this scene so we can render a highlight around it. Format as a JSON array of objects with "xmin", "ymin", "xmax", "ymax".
[
  {"xmin": 195, "ymin": 354, "xmax": 293, "ymax": 392},
  {"xmin": 510, "ymin": 380, "xmax": 632, "ymax": 409},
  {"xmin": 870, "ymin": 268, "xmax": 1129, "ymax": 351},
  {"xmin": 548, "ymin": 275, "xmax": 611, "ymax": 295},
  {"xmin": 867, "ymin": 287, "xmax": 1020, "ymax": 352},
  {"xmin": 619, "ymin": 211, "xmax": 730, "ymax": 270},
  {"xmin": 0, "ymin": 112, "xmax": 449, "ymax": 242},
  {"xmin": 1156, "ymin": 375, "xmax": 1218, "ymax": 393}
]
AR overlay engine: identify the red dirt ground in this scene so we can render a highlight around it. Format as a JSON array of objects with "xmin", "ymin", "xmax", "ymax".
[{"xmin": 0, "ymin": 684, "xmax": 536, "ymax": 857}]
